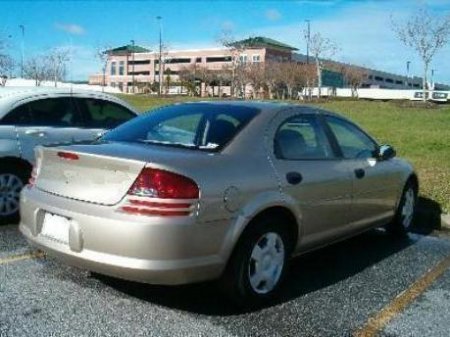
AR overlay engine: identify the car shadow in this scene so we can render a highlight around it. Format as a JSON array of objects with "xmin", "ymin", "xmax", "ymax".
[
  {"xmin": 95, "ymin": 228, "xmax": 417, "ymax": 316},
  {"xmin": 412, "ymin": 197, "xmax": 443, "ymax": 235}
]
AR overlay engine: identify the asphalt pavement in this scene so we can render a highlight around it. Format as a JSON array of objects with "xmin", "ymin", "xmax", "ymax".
[{"xmin": 2, "ymin": 223, "xmax": 450, "ymax": 337}]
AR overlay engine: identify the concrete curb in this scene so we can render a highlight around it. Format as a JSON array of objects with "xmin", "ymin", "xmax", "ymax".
[{"xmin": 442, "ymin": 214, "xmax": 450, "ymax": 229}]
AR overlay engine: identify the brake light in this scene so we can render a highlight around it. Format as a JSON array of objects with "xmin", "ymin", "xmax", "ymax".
[
  {"xmin": 28, "ymin": 165, "xmax": 37, "ymax": 187},
  {"xmin": 120, "ymin": 168, "xmax": 199, "ymax": 217},
  {"xmin": 57, "ymin": 151, "xmax": 79, "ymax": 161},
  {"xmin": 128, "ymin": 168, "xmax": 199, "ymax": 199}
]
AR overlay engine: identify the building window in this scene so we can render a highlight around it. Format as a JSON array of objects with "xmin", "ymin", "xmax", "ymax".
[
  {"xmin": 196, "ymin": 57, "xmax": 202, "ymax": 63},
  {"xmin": 239, "ymin": 55, "xmax": 248, "ymax": 64},
  {"xmin": 206, "ymin": 56, "xmax": 232, "ymax": 63},
  {"xmin": 128, "ymin": 60, "xmax": 151, "ymax": 65},
  {"xmin": 252, "ymin": 55, "xmax": 261, "ymax": 63},
  {"xmin": 110, "ymin": 62, "xmax": 116, "ymax": 76},
  {"xmin": 166, "ymin": 58, "xmax": 191, "ymax": 64},
  {"xmin": 374, "ymin": 76, "xmax": 383, "ymax": 81},
  {"xmin": 385, "ymin": 78, "xmax": 394, "ymax": 83},
  {"xmin": 395, "ymin": 80, "xmax": 403, "ymax": 85},
  {"xmin": 119, "ymin": 61, "xmax": 125, "ymax": 75}
]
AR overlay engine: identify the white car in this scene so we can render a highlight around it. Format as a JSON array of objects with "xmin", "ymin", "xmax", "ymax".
[{"xmin": 0, "ymin": 87, "xmax": 138, "ymax": 224}]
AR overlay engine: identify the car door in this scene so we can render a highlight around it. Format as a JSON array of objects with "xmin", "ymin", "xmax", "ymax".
[
  {"xmin": 5, "ymin": 96, "xmax": 84, "ymax": 163},
  {"xmin": 323, "ymin": 115, "xmax": 401, "ymax": 229},
  {"xmin": 73, "ymin": 97, "xmax": 137, "ymax": 140},
  {"xmin": 269, "ymin": 111, "xmax": 353, "ymax": 251}
]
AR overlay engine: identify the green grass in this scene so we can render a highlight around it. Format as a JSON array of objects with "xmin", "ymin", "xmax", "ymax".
[{"xmin": 118, "ymin": 95, "xmax": 450, "ymax": 213}]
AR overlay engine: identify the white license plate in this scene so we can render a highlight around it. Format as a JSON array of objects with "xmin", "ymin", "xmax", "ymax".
[{"xmin": 41, "ymin": 213, "xmax": 70, "ymax": 243}]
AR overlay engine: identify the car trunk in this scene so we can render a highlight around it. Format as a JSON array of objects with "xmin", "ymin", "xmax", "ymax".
[{"xmin": 35, "ymin": 144, "xmax": 147, "ymax": 206}]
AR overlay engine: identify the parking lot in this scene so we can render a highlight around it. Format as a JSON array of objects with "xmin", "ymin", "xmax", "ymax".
[{"xmin": 1, "ymin": 220, "xmax": 450, "ymax": 337}]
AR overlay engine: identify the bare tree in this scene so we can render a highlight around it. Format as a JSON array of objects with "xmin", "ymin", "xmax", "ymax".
[
  {"xmin": 95, "ymin": 45, "xmax": 111, "ymax": 92},
  {"xmin": 217, "ymin": 29, "xmax": 249, "ymax": 97},
  {"xmin": 178, "ymin": 65, "xmax": 197, "ymax": 96},
  {"xmin": 305, "ymin": 31, "xmax": 338, "ymax": 98},
  {"xmin": 0, "ymin": 38, "xmax": 14, "ymax": 86},
  {"xmin": 342, "ymin": 65, "xmax": 367, "ymax": 98},
  {"xmin": 24, "ymin": 55, "xmax": 52, "ymax": 86},
  {"xmin": 264, "ymin": 61, "xmax": 282, "ymax": 99},
  {"xmin": 48, "ymin": 48, "xmax": 70, "ymax": 87},
  {"xmin": 392, "ymin": 6, "xmax": 450, "ymax": 101},
  {"xmin": 246, "ymin": 62, "xmax": 265, "ymax": 99}
]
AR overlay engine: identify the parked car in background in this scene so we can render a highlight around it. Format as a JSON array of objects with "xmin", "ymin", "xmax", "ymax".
[
  {"xmin": 19, "ymin": 102, "xmax": 418, "ymax": 306},
  {"xmin": 0, "ymin": 87, "xmax": 137, "ymax": 224}
]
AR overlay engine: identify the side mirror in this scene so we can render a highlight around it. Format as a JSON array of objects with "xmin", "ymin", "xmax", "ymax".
[{"xmin": 377, "ymin": 144, "xmax": 396, "ymax": 161}]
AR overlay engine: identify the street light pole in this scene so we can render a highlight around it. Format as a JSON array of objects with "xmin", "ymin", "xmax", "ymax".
[
  {"xmin": 19, "ymin": 25, "xmax": 25, "ymax": 78},
  {"xmin": 156, "ymin": 16, "xmax": 162, "ymax": 96},
  {"xmin": 305, "ymin": 20, "xmax": 310, "ymax": 65},
  {"xmin": 130, "ymin": 39, "xmax": 135, "ymax": 93}
]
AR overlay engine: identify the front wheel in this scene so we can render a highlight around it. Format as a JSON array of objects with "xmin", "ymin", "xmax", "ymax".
[
  {"xmin": 220, "ymin": 217, "xmax": 292, "ymax": 307},
  {"xmin": 386, "ymin": 181, "xmax": 417, "ymax": 236}
]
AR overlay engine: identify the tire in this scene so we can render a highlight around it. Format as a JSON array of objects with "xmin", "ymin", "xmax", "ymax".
[
  {"xmin": 386, "ymin": 180, "xmax": 417, "ymax": 236},
  {"xmin": 0, "ymin": 162, "xmax": 30, "ymax": 225},
  {"xmin": 220, "ymin": 215, "xmax": 293, "ymax": 308}
]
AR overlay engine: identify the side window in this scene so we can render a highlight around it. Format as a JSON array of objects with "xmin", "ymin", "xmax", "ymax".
[
  {"xmin": 0, "ymin": 105, "xmax": 33, "ymax": 125},
  {"xmin": 2, "ymin": 98, "xmax": 80, "ymax": 127},
  {"xmin": 76, "ymin": 98, "xmax": 136, "ymax": 129},
  {"xmin": 274, "ymin": 115, "xmax": 334, "ymax": 160},
  {"xmin": 325, "ymin": 116, "xmax": 377, "ymax": 159}
]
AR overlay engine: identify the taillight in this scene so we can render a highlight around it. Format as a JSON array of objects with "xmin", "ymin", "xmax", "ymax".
[
  {"xmin": 57, "ymin": 151, "xmax": 79, "ymax": 161},
  {"xmin": 28, "ymin": 165, "xmax": 37, "ymax": 187},
  {"xmin": 127, "ymin": 168, "xmax": 199, "ymax": 199},
  {"xmin": 120, "ymin": 168, "xmax": 199, "ymax": 217}
]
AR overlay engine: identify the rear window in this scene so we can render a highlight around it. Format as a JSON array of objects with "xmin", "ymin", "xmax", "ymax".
[{"xmin": 101, "ymin": 104, "xmax": 259, "ymax": 151}]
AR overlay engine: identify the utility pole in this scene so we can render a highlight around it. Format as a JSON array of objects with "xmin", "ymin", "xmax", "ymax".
[
  {"xmin": 156, "ymin": 16, "xmax": 162, "ymax": 96},
  {"xmin": 305, "ymin": 20, "xmax": 310, "ymax": 65},
  {"xmin": 406, "ymin": 60, "xmax": 411, "ymax": 88},
  {"xmin": 19, "ymin": 24, "xmax": 25, "ymax": 78},
  {"xmin": 130, "ymin": 39, "xmax": 135, "ymax": 93}
]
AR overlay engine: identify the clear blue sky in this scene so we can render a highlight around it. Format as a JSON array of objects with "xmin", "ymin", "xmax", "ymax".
[{"xmin": 2, "ymin": 0, "xmax": 450, "ymax": 83}]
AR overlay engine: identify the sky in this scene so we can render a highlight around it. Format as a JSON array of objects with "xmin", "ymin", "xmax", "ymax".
[{"xmin": 1, "ymin": 0, "xmax": 450, "ymax": 83}]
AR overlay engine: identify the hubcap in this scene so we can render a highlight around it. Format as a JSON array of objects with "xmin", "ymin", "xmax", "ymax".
[
  {"xmin": 401, "ymin": 188, "xmax": 415, "ymax": 229},
  {"xmin": 0, "ymin": 173, "xmax": 24, "ymax": 216},
  {"xmin": 248, "ymin": 232, "xmax": 285, "ymax": 294}
]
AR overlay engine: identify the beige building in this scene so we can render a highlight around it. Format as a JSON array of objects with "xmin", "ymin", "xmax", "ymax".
[{"xmin": 89, "ymin": 37, "xmax": 298, "ymax": 94}]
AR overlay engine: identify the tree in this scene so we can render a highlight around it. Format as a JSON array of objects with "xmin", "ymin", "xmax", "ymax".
[
  {"xmin": 305, "ymin": 31, "xmax": 338, "ymax": 98},
  {"xmin": 23, "ymin": 56, "xmax": 51, "ymax": 86},
  {"xmin": 217, "ymin": 29, "xmax": 249, "ymax": 97},
  {"xmin": 0, "ymin": 38, "xmax": 14, "ymax": 86},
  {"xmin": 392, "ymin": 6, "xmax": 450, "ymax": 101},
  {"xmin": 246, "ymin": 62, "xmax": 265, "ymax": 99},
  {"xmin": 178, "ymin": 65, "xmax": 197, "ymax": 96},
  {"xmin": 95, "ymin": 45, "xmax": 111, "ymax": 92},
  {"xmin": 48, "ymin": 48, "xmax": 70, "ymax": 87},
  {"xmin": 342, "ymin": 65, "xmax": 367, "ymax": 98}
]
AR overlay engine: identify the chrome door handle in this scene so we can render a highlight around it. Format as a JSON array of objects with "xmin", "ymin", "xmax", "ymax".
[{"xmin": 24, "ymin": 129, "xmax": 47, "ymax": 137}]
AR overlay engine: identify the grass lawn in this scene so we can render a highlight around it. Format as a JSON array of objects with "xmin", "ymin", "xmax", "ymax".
[{"xmin": 118, "ymin": 94, "xmax": 450, "ymax": 213}]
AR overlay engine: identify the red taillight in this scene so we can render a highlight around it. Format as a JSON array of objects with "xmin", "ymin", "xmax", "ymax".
[
  {"xmin": 57, "ymin": 151, "xmax": 79, "ymax": 161},
  {"xmin": 28, "ymin": 165, "xmax": 37, "ymax": 187},
  {"xmin": 128, "ymin": 168, "xmax": 199, "ymax": 199},
  {"xmin": 120, "ymin": 168, "xmax": 199, "ymax": 217}
]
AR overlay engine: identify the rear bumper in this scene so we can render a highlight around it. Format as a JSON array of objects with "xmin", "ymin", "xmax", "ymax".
[{"xmin": 19, "ymin": 187, "xmax": 229, "ymax": 285}]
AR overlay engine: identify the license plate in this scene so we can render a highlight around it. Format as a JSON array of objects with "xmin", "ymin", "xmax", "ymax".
[{"xmin": 41, "ymin": 213, "xmax": 70, "ymax": 243}]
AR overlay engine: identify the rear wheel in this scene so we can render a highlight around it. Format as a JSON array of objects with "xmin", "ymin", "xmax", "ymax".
[
  {"xmin": 0, "ymin": 163, "xmax": 30, "ymax": 225},
  {"xmin": 386, "ymin": 180, "xmax": 417, "ymax": 236},
  {"xmin": 220, "ymin": 216, "xmax": 292, "ymax": 307}
]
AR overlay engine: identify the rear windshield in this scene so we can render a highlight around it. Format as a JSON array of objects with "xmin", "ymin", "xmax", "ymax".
[{"xmin": 101, "ymin": 103, "xmax": 259, "ymax": 151}]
